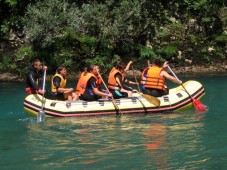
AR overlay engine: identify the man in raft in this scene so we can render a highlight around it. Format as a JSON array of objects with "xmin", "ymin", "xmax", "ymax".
[
  {"xmin": 25, "ymin": 59, "xmax": 47, "ymax": 95},
  {"xmin": 141, "ymin": 59, "xmax": 182, "ymax": 97}
]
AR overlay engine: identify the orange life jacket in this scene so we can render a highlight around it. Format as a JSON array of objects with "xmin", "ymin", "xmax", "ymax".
[
  {"xmin": 76, "ymin": 72, "xmax": 97, "ymax": 95},
  {"xmin": 141, "ymin": 65, "xmax": 165, "ymax": 90},
  {"xmin": 108, "ymin": 68, "xmax": 124, "ymax": 90},
  {"xmin": 95, "ymin": 75, "xmax": 102, "ymax": 91}
]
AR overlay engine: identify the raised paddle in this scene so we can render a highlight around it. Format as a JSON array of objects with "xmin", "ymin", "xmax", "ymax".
[
  {"xmin": 37, "ymin": 69, "xmax": 46, "ymax": 122},
  {"xmin": 96, "ymin": 70, "xmax": 123, "ymax": 115},
  {"xmin": 167, "ymin": 66, "xmax": 206, "ymax": 112},
  {"xmin": 132, "ymin": 66, "xmax": 160, "ymax": 107}
]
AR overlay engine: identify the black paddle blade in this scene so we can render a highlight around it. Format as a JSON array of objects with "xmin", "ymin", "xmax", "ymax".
[{"xmin": 37, "ymin": 110, "xmax": 45, "ymax": 122}]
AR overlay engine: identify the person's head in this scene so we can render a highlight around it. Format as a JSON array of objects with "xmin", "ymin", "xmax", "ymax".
[
  {"xmin": 33, "ymin": 59, "xmax": 42, "ymax": 71},
  {"xmin": 113, "ymin": 61, "xmax": 121, "ymax": 68},
  {"xmin": 115, "ymin": 61, "xmax": 126, "ymax": 72},
  {"xmin": 56, "ymin": 66, "xmax": 67, "ymax": 77},
  {"xmin": 84, "ymin": 64, "xmax": 96, "ymax": 75},
  {"xmin": 153, "ymin": 59, "xmax": 163, "ymax": 67},
  {"xmin": 95, "ymin": 65, "xmax": 100, "ymax": 73}
]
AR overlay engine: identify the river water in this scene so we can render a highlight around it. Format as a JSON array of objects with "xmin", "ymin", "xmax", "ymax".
[{"xmin": 0, "ymin": 74, "xmax": 227, "ymax": 170}]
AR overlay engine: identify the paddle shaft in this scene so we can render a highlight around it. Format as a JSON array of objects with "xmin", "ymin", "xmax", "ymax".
[
  {"xmin": 96, "ymin": 71, "xmax": 122, "ymax": 115},
  {"xmin": 37, "ymin": 69, "xmax": 46, "ymax": 122},
  {"xmin": 41, "ymin": 70, "xmax": 46, "ymax": 110},
  {"xmin": 167, "ymin": 66, "xmax": 195, "ymax": 100}
]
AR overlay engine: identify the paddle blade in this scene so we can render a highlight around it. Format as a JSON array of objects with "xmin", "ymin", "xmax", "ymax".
[
  {"xmin": 141, "ymin": 93, "xmax": 160, "ymax": 107},
  {"xmin": 192, "ymin": 99, "xmax": 207, "ymax": 112},
  {"xmin": 37, "ymin": 110, "xmax": 45, "ymax": 123}
]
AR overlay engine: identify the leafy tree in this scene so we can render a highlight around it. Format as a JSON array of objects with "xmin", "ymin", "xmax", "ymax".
[{"xmin": 0, "ymin": 0, "xmax": 226, "ymax": 75}]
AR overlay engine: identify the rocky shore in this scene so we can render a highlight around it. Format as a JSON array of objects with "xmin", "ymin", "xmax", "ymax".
[{"xmin": 1, "ymin": 64, "xmax": 227, "ymax": 82}]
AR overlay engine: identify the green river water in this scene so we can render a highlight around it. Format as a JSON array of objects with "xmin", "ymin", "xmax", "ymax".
[{"xmin": 0, "ymin": 74, "xmax": 227, "ymax": 170}]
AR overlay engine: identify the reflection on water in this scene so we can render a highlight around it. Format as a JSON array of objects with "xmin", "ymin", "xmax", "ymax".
[{"xmin": 20, "ymin": 111, "xmax": 206, "ymax": 169}]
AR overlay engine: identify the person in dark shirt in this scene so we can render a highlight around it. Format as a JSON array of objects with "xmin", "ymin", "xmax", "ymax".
[
  {"xmin": 25, "ymin": 59, "xmax": 47, "ymax": 95},
  {"xmin": 76, "ymin": 65, "xmax": 112, "ymax": 101},
  {"xmin": 108, "ymin": 61, "xmax": 134, "ymax": 99}
]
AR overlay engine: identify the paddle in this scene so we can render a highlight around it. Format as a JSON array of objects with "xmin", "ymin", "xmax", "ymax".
[
  {"xmin": 37, "ymin": 69, "xmax": 46, "ymax": 122},
  {"xmin": 132, "ymin": 66, "xmax": 160, "ymax": 107},
  {"xmin": 167, "ymin": 66, "xmax": 206, "ymax": 111},
  {"xmin": 96, "ymin": 70, "xmax": 123, "ymax": 115}
]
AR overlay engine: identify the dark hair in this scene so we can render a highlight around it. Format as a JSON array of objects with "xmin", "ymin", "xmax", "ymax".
[
  {"xmin": 33, "ymin": 59, "xmax": 41, "ymax": 65},
  {"xmin": 115, "ymin": 61, "xmax": 126, "ymax": 71},
  {"xmin": 83, "ymin": 64, "xmax": 95, "ymax": 76},
  {"xmin": 113, "ymin": 60, "xmax": 121, "ymax": 67},
  {"xmin": 153, "ymin": 59, "xmax": 162, "ymax": 67},
  {"xmin": 87, "ymin": 64, "xmax": 95, "ymax": 72},
  {"xmin": 56, "ymin": 66, "xmax": 65, "ymax": 74}
]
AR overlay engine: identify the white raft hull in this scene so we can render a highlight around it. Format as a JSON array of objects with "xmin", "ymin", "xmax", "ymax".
[{"xmin": 24, "ymin": 80, "xmax": 205, "ymax": 117}]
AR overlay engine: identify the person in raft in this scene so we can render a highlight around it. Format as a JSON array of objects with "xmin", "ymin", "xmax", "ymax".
[
  {"xmin": 111, "ymin": 60, "xmax": 138, "ymax": 86},
  {"xmin": 76, "ymin": 64, "xmax": 112, "ymax": 101},
  {"xmin": 123, "ymin": 60, "xmax": 139, "ymax": 86},
  {"xmin": 51, "ymin": 66, "xmax": 78, "ymax": 101},
  {"xmin": 25, "ymin": 59, "xmax": 48, "ymax": 95},
  {"xmin": 140, "ymin": 59, "xmax": 182, "ymax": 97},
  {"xmin": 108, "ymin": 61, "xmax": 135, "ymax": 99},
  {"xmin": 94, "ymin": 65, "xmax": 103, "ymax": 92}
]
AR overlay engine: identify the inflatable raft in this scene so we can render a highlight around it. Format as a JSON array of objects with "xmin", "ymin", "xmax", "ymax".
[{"xmin": 24, "ymin": 80, "xmax": 205, "ymax": 117}]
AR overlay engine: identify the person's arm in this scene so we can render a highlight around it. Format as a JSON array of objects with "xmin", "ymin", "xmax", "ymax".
[
  {"xmin": 124, "ymin": 61, "xmax": 133, "ymax": 71},
  {"xmin": 142, "ymin": 67, "xmax": 149, "ymax": 78},
  {"xmin": 115, "ymin": 74, "xmax": 132, "ymax": 91},
  {"xmin": 89, "ymin": 78, "xmax": 112, "ymax": 97},
  {"xmin": 125, "ymin": 79, "xmax": 138, "ymax": 85},
  {"xmin": 162, "ymin": 61, "xmax": 169, "ymax": 69},
  {"xmin": 124, "ymin": 78, "xmax": 138, "ymax": 85},
  {"xmin": 39, "ymin": 66, "xmax": 48, "ymax": 76},
  {"xmin": 161, "ymin": 71, "xmax": 182, "ymax": 84},
  {"xmin": 27, "ymin": 71, "xmax": 39, "ymax": 90},
  {"xmin": 53, "ymin": 76, "xmax": 73, "ymax": 93}
]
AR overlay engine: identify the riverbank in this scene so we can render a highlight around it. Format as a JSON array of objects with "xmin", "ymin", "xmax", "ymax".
[{"xmin": 1, "ymin": 64, "xmax": 227, "ymax": 82}]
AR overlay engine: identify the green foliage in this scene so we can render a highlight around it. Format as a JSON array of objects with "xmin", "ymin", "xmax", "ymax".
[
  {"xmin": 15, "ymin": 45, "xmax": 35, "ymax": 61},
  {"xmin": 22, "ymin": 0, "xmax": 79, "ymax": 47},
  {"xmin": 1, "ymin": 21, "xmax": 10, "ymax": 35},
  {"xmin": 159, "ymin": 45, "xmax": 178, "ymax": 57},
  {"xmin": 0, "ymin": 56, "xmax": 17, "ymax": 71},
  {"xmin": 214, "ymin": 34, "xmax": 227, "ymax": 46},
  {"xmin": 0, "ymin": 0, "xmax": 226, "ymax": 76},
  {"xmin": 5, "ymin": 0, "xmax": 18, "ymax": 7},
  {"xmin": 140, "ymin": 46, "xmax": 157, "ymax": 59}
]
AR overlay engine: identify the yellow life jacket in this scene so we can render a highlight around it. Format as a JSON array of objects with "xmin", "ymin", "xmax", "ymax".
[{"xmin": 51, "ymin": 73, "xmax": 67, "ymax": 92}]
